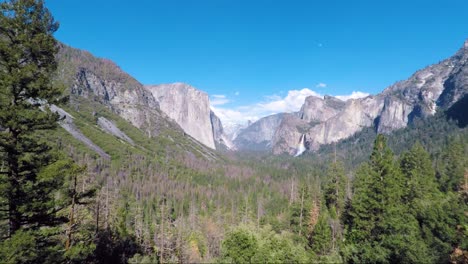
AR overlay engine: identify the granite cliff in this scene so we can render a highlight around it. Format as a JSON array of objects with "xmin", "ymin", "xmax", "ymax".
[
  {"xmin": 234, "ymin": 113, "xmax": 284, "ymax": 151},
  {"xmin": 145, "ymin": 83, "xmax": 216, "ymax": 149}
]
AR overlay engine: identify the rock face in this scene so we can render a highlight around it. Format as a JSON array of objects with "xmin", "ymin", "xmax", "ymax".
[
  {"xmin": 57, "ymin": 44, "xmax": 230, "ymax": 151},
  {"xmin": 299, "ymin": 95, "xmax": 345, "ymax": 122},
  {"xmin": 437, "ymin": 40, "xmax": 468, "ymax": 108},
  {"xmin": 145, "ymin": 83, "xmax": 216, "ymax": 149},
  {"xmin": 97, "ymin": 117, "xmax": 134, "ymax": 145},
  {"xmin": 238, "ymin": 38, "xmax": 468, "ymax": 155},
  {"xmin": 271, "ymin": 113, "xmax": 306, "ymax": 154},
  {"xmin": 210, "ymin": 111, "xmax": 235, "ymax": 150},
  {"xmin": 56, "ymin": 44, "xmax": 176, "ymax": 138},
  {"xmin": 234, "ymin": 113, "xmax": 284, "ymax": 151},
  {"xmin": 224, "ymin": 123, "xmax": 248, "ymax": 141},
  {"xmin": 50, "ymin": 105, "xmax": 110, "ymax": 159}
]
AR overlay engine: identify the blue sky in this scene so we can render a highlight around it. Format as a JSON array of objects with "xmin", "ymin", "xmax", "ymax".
[{"xmin": 47, "ymin": 0, "xmax": 468, "ymax": 124}]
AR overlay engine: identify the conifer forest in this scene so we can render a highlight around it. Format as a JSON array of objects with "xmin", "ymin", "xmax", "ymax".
[{"xmin": 0, "ymin": 1, "xmax": 467, "ymax": 263}]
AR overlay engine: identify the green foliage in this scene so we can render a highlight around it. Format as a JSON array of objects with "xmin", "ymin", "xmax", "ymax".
[
  {"xmin": 0, "ymin": 229, "xmax": 65, "ymax": 263},
  {"xmin": 0, "ymin": 0, "xmax": 64, "ymax": 234},
  {"xmin": 437, "ymin": 137, "xmax": 466, "ymax": 192},
  {"xmin": 0, "ymin": 1, "xmax": 100, "ymax": 262},
  {"xmin": 324, "ymin": 161, "xmax": 347, "ymax": 216},
  {"xmin": 0, "ymin": 230, "xmax": 38, "ymax": 263},
  {"xmin": 343, "ymin": 135, "xmax": 431, "ymax": 263},
  {"xmin": 309, "ymin": 210, "xmax": 332, "ymax": 255},
  {"xmin": 252, "ymin": 226, "xmax": 309, "ymax": 263},
  {"xmin": 289, "ymin": 183, "xmax": 312, "ymax": 241},
  {"xmin": 400, "ymin": 142, "xmax": 438, "ymax": 202},
  {"xmin": 400, "ymin": 144, "xmax": 456, "ymax": 262},
  {"xmin": 0, "ymin": 3, "xmax": 464, "ymax": 262},
  {"xmin": 128, "ymin": 253, "xmax": 158, "ymax": 264},
  {"xmin": 221, "ymin": 226, "xmax": 258, "ymax": 263},
  {"xmin": 221, "ymin": 225, "xmax": 309, "ymax": 263}
]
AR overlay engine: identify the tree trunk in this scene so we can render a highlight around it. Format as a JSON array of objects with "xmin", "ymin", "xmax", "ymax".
[
  {"xmin": 160, "ymin": 201, "xmax": 165, "ymax": 264},
  {"xmin": 298, "ymin": 187, "xmax": 305, "ymax": 237},
  {"xmin": 8, "ymin": 131, "xmax": 21, "ymax": 236},
  {"xmin": 66, "ymin": 174, "xmax": 77, "ymax": 251}
]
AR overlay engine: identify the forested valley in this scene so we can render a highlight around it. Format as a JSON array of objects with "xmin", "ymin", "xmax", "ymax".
[{"xmin": 0, "ymin": 1, "xmax": 467, "ymax": 263}]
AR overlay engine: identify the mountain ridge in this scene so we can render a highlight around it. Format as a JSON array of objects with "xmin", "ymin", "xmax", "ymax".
[{"xmin": 55, "ymin": 38, "xmax": 468, "ymax": 156}]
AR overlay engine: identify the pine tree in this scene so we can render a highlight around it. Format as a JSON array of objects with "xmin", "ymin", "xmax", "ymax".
[
  {"xmin": 400, "ymin": 142, "xmax": 459, "ymax": 263},
  {"xmin": 309, "ymin": 209, "xmax": 332, "ymax": 255},
  {"xmin": 289, "ymin": 183, "xmax": 312, "ymax": 242},
  {"xmin": 324, "ymin": 160, "xmax": 346, "ymax": 217},
  {"xmin": 400, "ymin": 142, "xmax": 438, "ymax": 203},
  {"xmin": 437, "ymin": 137, "xmax": 465, "ymax": 192},
  {"xmin": 343, "ymin": 135, "xmax": 431, "ymax": 263},
  {"xmin": 0, "ymin": 0, "xmax": 68, "ymax": 261}
]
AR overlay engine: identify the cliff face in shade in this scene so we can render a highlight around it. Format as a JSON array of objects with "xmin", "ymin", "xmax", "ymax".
[
  {"xmin": 234, "ymin": 113, "xmax": 285, "ymax": 151},
  {"xmin": 210, "ymin": 111, "xmax": 235, "ymax": 150},
  {"xmin": 145, "ymin": 83, "xmax": 216, "ymax": 149}
]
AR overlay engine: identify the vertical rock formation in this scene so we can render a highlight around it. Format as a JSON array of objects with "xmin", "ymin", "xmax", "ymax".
[{"xmin": 145, "ymin": 83, "xmax": 216, "ymax": 149}]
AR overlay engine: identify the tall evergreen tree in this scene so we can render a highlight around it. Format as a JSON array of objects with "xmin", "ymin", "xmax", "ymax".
[
  {"xmin": 400, "ymin": 142, "xmax": 463, "ymax": 263},
  {"xmin": 0, "ymin": 0, "xmax": 69, "ymax": 261},
  {"xmin": 343, "ymin": 135, "xmax": 430, "ymax": 263},
  {"xmin": 324, "ymin": 160, "xmax": 346, "ymax": 217},
  {"xmin": 437, "ymin": 137, "xmax": 465, "ymax": 192},
  {"xmin": 289, "ymin": 183, "xmax": 312, "ymax": 242},
  {"xmin": 309, "ymin": 209, "xmax": 332, "ymax": 255},
  {"xmin": 400, "ymin": 142, "xmax": 438, "ymax": 203}
]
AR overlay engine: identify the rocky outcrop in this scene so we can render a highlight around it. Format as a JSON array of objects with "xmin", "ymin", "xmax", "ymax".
[
  {"xmin": 234, "ymin": 113, "xmax": 284, "ymax": 151},
  {"xmin": 298, "ymin": 95, "xmax": 345, "ymax": 123},
  {"xmin": 437, "ymin": 39, "xmax": 468, "ymax": 108},
  {"xmin": 145, "ymin": 83, "xmax": 216, "ymax": 149},
  {"xmin": 56, "ymin": 44, "xmax": 176, "ymax": 139},
  {"xmin": 97, "ymin": 117, "xmax": 134, "ymax": 145},
  {"xmin": 50, "ymin": 105, "xmax": 110, "ymax": 159},
  {"xmin": 271, "ymin": 113, "xmax": 307, "ymax": 154}
]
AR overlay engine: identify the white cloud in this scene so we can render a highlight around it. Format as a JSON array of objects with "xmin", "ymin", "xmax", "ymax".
[
  {"xmin": 335, "ymin": 91, "xmax": 370, "ymax": 101},
  {"xmin": 210, "ymin": 89, "xmax": 371, "ymax": 127},
  {"xmin": 210, "ymin": 94, "xmax": 230, "ymax": 106},
  {"xmin": 316, "ymin": 82, "xmax": 327, "ymax": 88},
  {"xmin": 211, "ymin": 106, "xmax": 260, "ymax": 125},
  {"xmin": 257, "ymin": 88, "xmax": 321, "ymax": 113},
  {"xmin": 210, "ymin": 88, "xmax": 321, "ymax": 125}
]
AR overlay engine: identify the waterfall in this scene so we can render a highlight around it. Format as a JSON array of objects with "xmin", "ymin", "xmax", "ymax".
[{"xmin": 294, "ymin": 134, "xmax": 306, "ymax": 157}]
